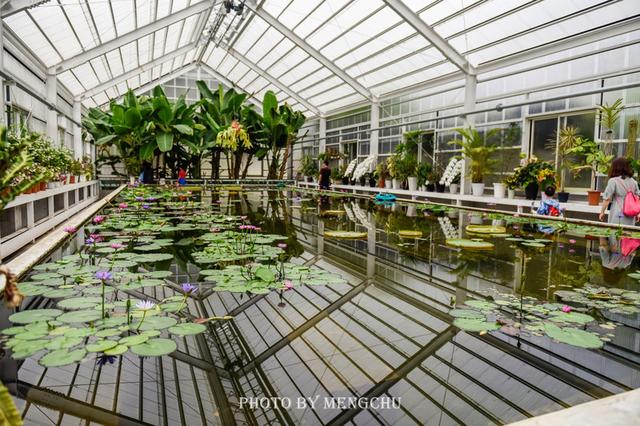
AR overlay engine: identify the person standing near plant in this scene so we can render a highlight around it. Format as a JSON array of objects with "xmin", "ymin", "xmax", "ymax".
[
  {"xmin": 599, "ymin": 157, "xmax": 640, "ymax": 225},
  {"xmin": 178, "ymin": 165, "xmax": 187, "ymax": 186},
  {"xmin": 318, "ymin": 160, "xmax": 331, "ymax": 190}
]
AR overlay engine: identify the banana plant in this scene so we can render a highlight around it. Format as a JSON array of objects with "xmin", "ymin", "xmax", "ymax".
[
  {"xmin": 253, "ymin": 90, "xmax": 306, "ymax": 180},
  {"xmin": 196, "ymin": 81, "xmax": 251, "ymax": 179}
]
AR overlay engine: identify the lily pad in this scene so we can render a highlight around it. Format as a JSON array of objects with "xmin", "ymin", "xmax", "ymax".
[
  {"xmin": 543, "ymin": 323, "xmax": 603, "ymax": 349},
  {"xmin": 324, "ymin": 231, "xmax": 367, "ymax": 239},
  {"xmin": 446, "ymin": 239, "xmax": 494, "ymax": 250},
  {"xmin": 58, "ymin": 297, "xmax": 102, "ymax": 310},
  {"xmin": 168, "ymin": 323, "xmax": 207, "ymax": 336},
  {"xmin": 130, "ymin": 338, "xmax": 177, "ymax": 357},
  {"xmin": 104, "ymin": 344, "xmax": 128, "ymax": 356},
  {"xmin": 399, "ymin": 230, "xmax": 422, "ymax": 238},
  {"xmin": 466, "ymin": 225, "xmax": 506, "ymax": 234},
  {"xmin": 57, "ymin": 310, "xmax": 103, "ymax": 324},
  {"xmin": 9, "ymin": 309, "xmax": 62, "ymax": 324},
  {"xmin": 549, "ymin": 311, "xmax": 595, "ymax": 324},
  {"xmin": 86, "ymin": 340, "xmax": 118, "ymax": 353},
  {"xmin": 453, "ymin": 318, "xmax": 501, "ymax": 332},
  {"xmin": 449, "ymin": 309, "xmax": 485, "ymax": 319},
  {"xmin": 119, "ymin": 335, "xmax": 149, "ymax": 346},
  {"xmin": 132, "ymin": 316, "xmax": 177, "ymax": 331},
  {"xmin": 40, "ymin": 349, "xmax": 87, "ymax": 367}
]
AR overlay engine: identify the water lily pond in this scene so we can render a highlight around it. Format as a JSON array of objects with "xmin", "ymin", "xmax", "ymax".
[{"xmin": 3, "ymin": 186, "xmax": 640, "ymax": 425}]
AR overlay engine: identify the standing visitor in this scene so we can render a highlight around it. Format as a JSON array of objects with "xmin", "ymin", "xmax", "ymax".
[
  {"xmin": 319, "ymin": 160, "xmax": 331, "ymax": 190},
  {"xmin": 178, "ymin": 166, "xmax": 187, "ymax": 186},
  {"xmin": 141, "ymin": 161, "xmax": 154, "ymax": 184},
  {"xmin": 599, "ymin": 157, "xmax": 640, "ymax": 225}
]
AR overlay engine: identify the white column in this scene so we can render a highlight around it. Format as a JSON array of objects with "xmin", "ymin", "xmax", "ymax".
[
  {"xmin": 73, "ymin": 100, "xmax": 82, "ymax": 159},
  {"xmin": 318, "ymin": 116, "xmax": 327, "ymax": 155},
  {"xmin": 369, "ymin": 101, "xmax": 379, "ymax": 158},
  {"xmin": 460, "ymin": 73, "xmax": 477, "ymax": 195},
  {"xmin": 0, "ymin": 18, "xmax": 5, "ymax": 125},
  {"xmin": 46, "ymin": 72, "xmax": 58, "ymax": 144}
]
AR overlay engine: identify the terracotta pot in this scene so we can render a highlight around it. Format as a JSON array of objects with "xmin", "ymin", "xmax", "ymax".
[
  {"xmin": 70, "ymin": 175, "xmax": 76, "ymax": 183},
  {"xmin": 40, "ymin": 182, "xmax": 47, "ymax": 191},
  {"xmin": 587, "ymin": 190, "xmax": 601, "ymax": 206}
]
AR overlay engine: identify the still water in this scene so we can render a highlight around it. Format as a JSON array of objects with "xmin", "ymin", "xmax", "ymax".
[{"xmin": 3, "ymin": 188, "xmax": 639, "ymax": 425}]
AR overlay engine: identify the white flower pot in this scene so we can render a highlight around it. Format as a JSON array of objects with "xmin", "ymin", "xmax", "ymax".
[
  {"xmin": 470, "ymin": 213, "xmax": 483, "ymax": 224},
  {"xmin": 385, "ymin": 180, "xmax": 392, "ymax": 189},
  {"xmin": 419, "ymin": 185, "xmax": 426, "ymax": 192},
  {"xmin": 449, "ymin": 184, "xmax": 459, "ymax": 194},
  {"xmin": 407, "ymin": 205, "xmax": 417, "ymax": 217},
  {"xmin": 508, "ymin": 189, "xmax": 516, "ymax": 199},
  {"xmin": 392, "ymin": 179, "xmax": 401, "ymax": 190},
  {"xmin": 493, "ymin": 183, "xmax": 506, "ymax": 199},
  {"xmin": 471, "ymin": 183, "xmax": 485, "ymax": 197},
  {"xmin": 407, "ymin": 177, "xmax": 418, "ymax": 192},
  {"xmin": 130, "ymin": 176, "xmax": 136, "ymax": 185}
]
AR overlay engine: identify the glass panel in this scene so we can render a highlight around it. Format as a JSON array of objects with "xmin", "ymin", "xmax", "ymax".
[{"xmin": 531, "ymin": 118, "xmax": 557, "ymax": 163}]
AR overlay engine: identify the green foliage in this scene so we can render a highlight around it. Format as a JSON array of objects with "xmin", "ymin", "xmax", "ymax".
[
  {"xmin": 449, "ymin": 127, "xmax": 500, "ymax": 183},
  {"xmin": 299, "ymin": 155, "xmax": 318, "ymax": 176},
  {"xmin": 417, "ymin": 162, "xmax": 432, "ymax": 187},
  {"xmin": 598, "ymin": 98, "xmax": 623, "ymax": 132},
  {"xmin": 0, "ymin": 127, "xmax": 45, "ymax": 209},
  {"xmin": 566, "ymin": 136, "xmax": 614, "ymax": 187},
  {"xmin": 511, "ymin": 156, "xmax": 556, "ymax": 189},
  {"xmin": 554, "ymin": 126, "xmax": 581, "ymax": 192}
]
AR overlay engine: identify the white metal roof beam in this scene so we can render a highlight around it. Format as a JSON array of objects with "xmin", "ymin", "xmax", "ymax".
[
  {"xmin": 246, "ymin": 0, "xmax": 373, "ymax": 102},
  {"xmin": 222, "ymin": 46, "xmax": 322, "ymax": 117},
  {"xmin": 52, "ymin": 1, "xmax": 211, "ymax": 74},
  {"xmin": 79, "ymin": 43, "xmax": 197, "ymax": 99},
  {"xmin": 98, "ymin": 62, "xmax": 199, "ymax": 107},
  {"xmin": 1, "ymin": 0, "xmax": 49, "ymax": 17},
  {"xmin": 382, "ymin": 0, "xmax": 476, "ymax": 75},
  {"xmin": 199, "ymin": 63, "xmax": 262, "ymax": 108}
]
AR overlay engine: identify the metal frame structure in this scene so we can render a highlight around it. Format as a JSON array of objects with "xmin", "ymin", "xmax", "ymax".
[{"xmin": 0, "ymin": 0, "xmax": 636, "ymax": 123}]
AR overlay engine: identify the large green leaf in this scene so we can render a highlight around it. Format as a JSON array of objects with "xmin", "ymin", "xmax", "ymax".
[
  {"xmin": 130, "ymin": 338, "xmax": 177, "ymax": 357},
  {"xmin": 9, "ymin": 309, "xmax": 62, "ymax": 324},
  {"xmin": 124, "ymin": 108, "xmax": 142, "ymax": 127},
  {"xmin": 96, "ymin": 135, "xmax": 117, "ymax": 145},
  {"xmin": 172, "ymin": 124, "xmax": 193, "ymax": 135},
  {"xmin": 156, "ymin": 132, "xmax": 173, "ymax": 152},
  {"xmin": 40, "ymin": 349, "xmax": 87, "ymax": 367}
]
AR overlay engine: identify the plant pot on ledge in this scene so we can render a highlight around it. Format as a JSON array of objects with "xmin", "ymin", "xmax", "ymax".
[
  {"xmin": 525, "ymin": 183, "xmax": 539, "ymax": 200},
  {"xmin": 471, "ymin": 183, "xmax": 485, "ymax": 196},
  {"xmin": 435, "ymin": 183, "xmax": 445, "ymax": 192},
  {"xmin": 342, "ymin": 177, "xmax": 349, "ymax": 185},
  {"xmin": 426, "ymin": 183, "xmax": 435, "ymax": 192},
  {"xmin": 369, "ymin": 177, "xmax": 376, "ymax": 187},
  {"xmin": 587, "ymin": 190, "xmax": 601, "ymax": 206},
  {"xmin": 557, "ymin": 192, "xmax": 570, "ymax": 203}
]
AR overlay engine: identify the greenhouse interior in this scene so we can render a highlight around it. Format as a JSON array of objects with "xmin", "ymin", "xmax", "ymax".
[{"xmin": 1, "ymin": 0, "xmax": 640, "ymax": 425}]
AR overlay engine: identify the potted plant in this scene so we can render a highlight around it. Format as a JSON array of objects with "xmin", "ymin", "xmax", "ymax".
[
  {"xmin": 299, "ymin": 155, "xmax": 318, "ymax": 182},
  {"xmin": 398, "ymin": 154, "xmax": 418, "ymax": 191},
  {"xmin": 553, "ymin": 126, "xmax": 582, "ymax": 202},
  {"xmin": 440, "ymin": 158, "xmax": 462, "ymax": 193},
  {"xmin": 504, "ymin": 174, "xmax": 519, "ymax": 199},
  {"xmin": 70, "ymin": 159, "xmax": 83, "ymax": 183},
  {"xmin": 426, "ymin": 171, "xmax": 437, "ymax": 192},
  {"xmin": 353, "ymin": 155, "xmax": 377, "ymax": 187},
  {"xmin": 375, "ymin": 162, "xmax": 390, "ymax": 188},
  {"xmin": 512, "ymin": 155, "xmax": 555, "ymax": 200},
  {"xmin": 332, "ymin": 165, "xmax": 344, "ymax": 185},
  {"xmin": 81, "ymin": 156, "xmax": 93, "ymax": 181},
  {"xmin": 449, "ymin": 127, "xmax": 500, "ymax": 196},
  {"xmin": 598, "ymin": 98, "xmax": 623, "ymax": 156},
  {"xmin": 386, "ymin": 155, "xmax": 400, "ymax": 189},
  {"xmin": 416, "ymin": 162, "xmax": 432, "ymax": 192},
  {"xmin": 449, "ymin": 174, "xmax": 460, "ymax": 194},
  {"xmin": 567, "ymin": 137, "xmax": 614, "ymax": 205},
  {"xmin": 344, "ymin": 158, "xmax": 358, "ymax": 185}
]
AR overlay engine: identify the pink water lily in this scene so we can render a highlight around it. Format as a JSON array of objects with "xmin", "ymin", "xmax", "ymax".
[
  {"xmin": 569, "ymin": 239, "xmax": 576, "ymax": 244},
  {"xmin": 277, "ymin": 243, "xmax": 287, "ymax": 249},
  {"xmin": 110, "ymin": 242, "xmax": 124, "ymax": 249},
  {"xmin": 63, "ymin": 226, "xmax": 77, "ymax": 234},
  {"xmin": 118, "ymin": 203, "xmax": 128, "ymax": 209},
  {"xmin": 283, "ymin": 280, "xmax": 294, "ymax": 290},
  {"xmin": 93, "ymin": 215, "xmax": 105, "ymax": 224},
  {"xmin": 562, "ymin": 305, "xmax": 572, "ymax": 313}
]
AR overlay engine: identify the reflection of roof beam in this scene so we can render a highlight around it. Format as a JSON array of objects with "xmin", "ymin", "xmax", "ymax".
[
  {"xmin": 238, "ymin": 278, "xmax": 371, "ymax": 375},
  {"xmin": 16, "ymin": 380, "xmax": 147, "ymax": 426},
  {"xmin": 79, "ymin": 43, "xmax": 197, "ymax": 99},
  {"xmin": 246, "ymin": 0, "xmax": 374, "ymax": 102},
  {"xmin": 328, "ymin": 325, "xmax": 457, "ymax": 425},
  {"xmin": 222, "ymin": 46, "xmax": 322, "ymax": 117},
  {"xmin": 0, "ymin": 0, "xmax": 48, "ymax": 17},
  {"xmin": 382, "ymin": 0, "xmax": 475, "ymax": 75},
  {"xmin": 52, "ymin": 1, "xmax": 210, "ymax": 74}
]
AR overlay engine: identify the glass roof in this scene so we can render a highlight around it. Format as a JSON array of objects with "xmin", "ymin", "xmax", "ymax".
[{"xmin": 4, "ymin": 0, "xmax": 637, "ymax": 115}]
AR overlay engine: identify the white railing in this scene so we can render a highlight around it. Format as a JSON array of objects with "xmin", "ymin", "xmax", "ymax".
[{"xmin": 0, "ymin": 180, "xmax": 100, "ymax": 260}]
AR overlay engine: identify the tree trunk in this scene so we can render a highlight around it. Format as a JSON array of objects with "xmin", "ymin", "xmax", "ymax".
[
  {"xmin": 242, "ymin": 153, "xmax": 253, "ymax": 179},
  {"xmin": 233, "ymin": 151, "xmax": 243, "ymax": 179},
  {"xmin": 279, "ymin": 137, "xmax": 292, "ymax": 180}
]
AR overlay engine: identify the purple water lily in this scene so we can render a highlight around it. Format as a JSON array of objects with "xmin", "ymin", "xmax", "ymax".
[
  {"xmin": 135, "ymin": 196, "xmax": 144, "ymax": 201},
  {"xmin": 95, "ymin": 271, "xmax": 112, "ymax": 281},
  {"xmin": 182, "ymin": 283, "xmax": 198, "ymax": 294},
  {"xmin": 142, "ymin": 204, "xmax": 150, "ymax": 210},
  {"xmin": 85, "ymin": 237, "xmax": 96, "ymax": 245}
]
